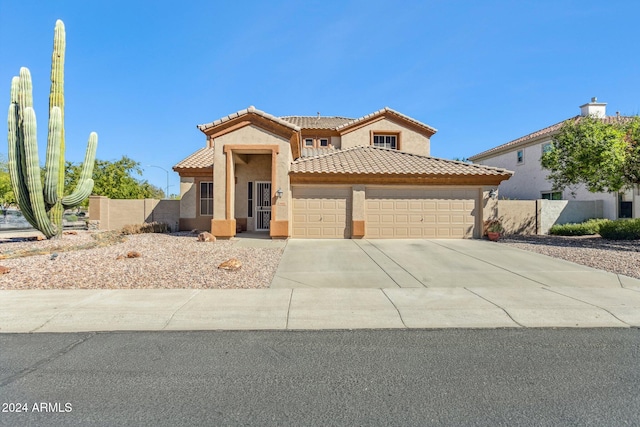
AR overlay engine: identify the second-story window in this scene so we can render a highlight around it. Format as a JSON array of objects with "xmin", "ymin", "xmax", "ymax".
[
  {"xmin": 373, "ymin": 134, "xmax": 397, "ymax": 149},
  {"xmin": 303, "ymin": 137, "xmax": 330, "ymax": 148}
]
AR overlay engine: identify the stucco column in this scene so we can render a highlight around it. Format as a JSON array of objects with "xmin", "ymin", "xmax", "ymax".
[
  {"xmin": 352, "ymin": 185, "xmax": 365, "ymax": 238},
  {"xmin": 270, "ymin": 147, "xmax": 289, "ymax": 238},
  {"xmin": 481, "ymin": 186, "xmax": 499, "ymax": 237},
  {"xmin": 211, "ymin": 146, "xmax": 237, "ymax": 238}
]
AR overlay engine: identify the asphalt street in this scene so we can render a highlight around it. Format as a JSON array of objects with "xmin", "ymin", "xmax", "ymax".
[{"xmin": 1, "ymin": 329, "xmax": 639, "ymax": 426}]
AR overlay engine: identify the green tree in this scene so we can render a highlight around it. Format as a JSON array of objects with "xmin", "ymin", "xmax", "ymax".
[
  {"xmin": 65, "ymin": 156, "xmax": 164, "ymax": 202},
  {"xmin": 541, "ymin": 115, "xmax": 640, "ymax": 194},
  {"xmin": 0, "ymin": 154, "xmax": 15, "ymax": 205}
]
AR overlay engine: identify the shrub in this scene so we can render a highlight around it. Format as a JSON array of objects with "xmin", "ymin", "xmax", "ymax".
[
  {"xmin": 598, "ymin": 218, "xmax": 640, "ymax": 240},
  {"xmin": 121, "ymin": 222, "xmax": 169, "ymax": 235},
  {"xmin": 549, "ymin": 218, "xmax": 610, "ymax": 236},
  {"xmin": 483, "ymin": 219, "xmax": 503, "ymax": 234}
]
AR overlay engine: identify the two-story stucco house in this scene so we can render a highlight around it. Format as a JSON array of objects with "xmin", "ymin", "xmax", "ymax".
[
  {"xmin": 469, "ymin": 98, "xmax": 640, "ymax": 220},
  {"xmin": 173, "ymin": 106, "xmax": 512, "ymax": 239}
]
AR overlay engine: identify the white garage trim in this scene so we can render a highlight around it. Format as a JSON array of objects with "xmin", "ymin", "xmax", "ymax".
[
  {"xmin": 292, "ymin": 186, "xmax": 352, "ymax": 238},
  {"xmin": 365, "ymin": 186, "xmax": 479, "ymax": 239}
]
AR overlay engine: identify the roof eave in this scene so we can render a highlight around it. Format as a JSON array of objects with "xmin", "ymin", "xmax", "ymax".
[{"xmin": 289, "ymin": 171, "xmax": 512, "ymax": 186}]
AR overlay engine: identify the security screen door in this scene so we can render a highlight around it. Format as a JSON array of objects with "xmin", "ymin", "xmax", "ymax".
[{"xmin": 255, "ymin": 181, "xmax": 271, "ymax": 231}]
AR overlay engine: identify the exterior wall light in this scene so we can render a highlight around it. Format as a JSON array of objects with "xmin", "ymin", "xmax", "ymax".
[
  {"xmin": 489, "ymin": 189, "xmax": 497, "ymax": 199},
  {"xmin": 276, "ymin": 188, "xmax": 283, "ymax": 198}
]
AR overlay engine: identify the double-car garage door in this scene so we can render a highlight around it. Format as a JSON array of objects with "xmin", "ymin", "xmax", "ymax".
[
  {"xmin": 292, "ymin": 186, "xmax": 478, "ymax": 239},
  {"xmin": 365, "ymin": 187, "xmax": 477, "ymax": 238}
]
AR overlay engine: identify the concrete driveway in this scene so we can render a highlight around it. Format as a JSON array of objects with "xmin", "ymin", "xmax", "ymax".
[{"xmin": 270, "ymin": 239, "xmax": 633, "ymax": 289}]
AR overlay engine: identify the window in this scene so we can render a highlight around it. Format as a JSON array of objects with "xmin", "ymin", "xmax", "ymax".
[
  {"xmin": 516, "ymin": 149, "xmax": 524, "ymax": 164},
  {"xmin": 200, "ymin": 182, "xmax": 213, "ymax": 216},
  {"xmin": 542, "ymin": 143, "xmax": 552, "ymax": 154},
  {"xmin": 373, "ymin": 134, "xmax": 397, "ymax": 149},
  {"xmin": 541, "ymin": 191, "xmax": 562, "ymax": 200},
  {"xmin": 247, "ymin": 182, "xmax": 253, "ymax": 218},
  {"xmin": 303, "ymin": 137, "xmax": 330, "ymax": 148},
  {"xmin": 619, "ymin": 193, "xmax": 633, "ymax": 218}
]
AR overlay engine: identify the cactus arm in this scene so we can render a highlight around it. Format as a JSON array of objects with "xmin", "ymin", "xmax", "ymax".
[
  {"xmin": 16, "ymin": 68, "xmax": 33, "ymax": 111},
  {"xmin": 62, "ymin": 178, "xmax": 94, "ymax": 208},
  {"xmin": 21, "ymin": 107, "xmax": 57, "ymax": 237},
  {"xmin": 7, "ymin": 79, "xmax": 38, "ymax": 228},
  {"xmin": 48, "ymin": 19, "xmax": 66, "ymax": 235},
  {"xmin": 61, "ymin": 132, "xmax": 97, "ymax": 209},
  {"xmin": 44, "ymin": 106, "xmax": 62, "ymax": 205}
]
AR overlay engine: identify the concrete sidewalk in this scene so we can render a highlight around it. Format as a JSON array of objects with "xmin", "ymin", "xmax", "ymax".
[{"xmin": 1, "ymin": 285, "xmax": 639, "ymax": 333}]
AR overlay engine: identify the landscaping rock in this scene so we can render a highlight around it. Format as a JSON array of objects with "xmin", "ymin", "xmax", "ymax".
[
  {"xmin": 0, "ymin": 266, "xmax": 10, "ymax": 274},
  {"xmin": 115, "ymin": 255, "xmax": 125, "ymax": 261},
  {"xmin": 197, "ymin": 232, "xmax": 216, "ymax": 242},
  {"xmin": 63, "ymin": 231, "xmax": 78, "ymax": 235},
  {"xmin": 126, "ymin": 251, "xmax": 142, "ymax": 258},
  {"xmin": 218, "ymin": 258, "xmax": 241, "ymax": 271}
]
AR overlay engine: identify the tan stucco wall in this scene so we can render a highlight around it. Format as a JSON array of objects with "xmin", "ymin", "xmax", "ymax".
[
  {"xmin": 180, "ymin": 177, "xmax": 196, "ymax": 219},
  {"xmin": 340, "ymin": 118, "xmax": 430, "ymax": 156},
  {"xmin": 88, "ymin": 196, "xmax": 180, "ymax": 231},
  {"xmin": 481, "ymin": 186, "xmax": 497, "ymax": 235},
  {"xmin": 352, "ymin": 185, "xmax": 366, "ymax": 221},
  {"xmin": 497, "ymin": 199, "xmax": 537, "ymax": 235}
]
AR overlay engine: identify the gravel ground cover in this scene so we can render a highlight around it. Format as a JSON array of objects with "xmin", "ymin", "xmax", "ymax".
[
  {"xmin": 0, "ymin": 231, "xmax": 637, "ymax": 289},
  {"xmin": 499, "ymin": 235, "xmax": 640, "ymax": 279},
  {"xmin": 0, "ymin": 231, "xmax": 284, "ymax": 289}
]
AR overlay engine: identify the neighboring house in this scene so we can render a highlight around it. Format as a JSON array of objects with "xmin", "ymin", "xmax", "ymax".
[
  {"xmin": 469, "ymin": 98, "xmax": 640, "ymax": 220},
  {"xmin": 173, "ymin": 106, "xmax": 512, "ymax": 239}
]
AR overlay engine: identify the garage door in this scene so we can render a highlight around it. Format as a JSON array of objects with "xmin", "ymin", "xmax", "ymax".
[
  {"xmin": 366, "ymin": 187, "xmax": 478, "ymax": 238},
  {"xmin": 292, "ymin": 187, "xmax": 351, "ymax": 238}
]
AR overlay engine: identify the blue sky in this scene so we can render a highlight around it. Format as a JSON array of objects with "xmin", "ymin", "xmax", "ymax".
[{"xmin": 2, "ymin": 0, "xmax": 640, "ymax": 195}]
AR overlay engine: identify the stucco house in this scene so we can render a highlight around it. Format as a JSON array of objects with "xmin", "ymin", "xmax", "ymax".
[
  {"xmin": 173, "ymin": 106, "xmax": 512, "ymax": 239},
  {"xmin": 469, "ymin": 98, "xmax": 640, "ymax": 220}
]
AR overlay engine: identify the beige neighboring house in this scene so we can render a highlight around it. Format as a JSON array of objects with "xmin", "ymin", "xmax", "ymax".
[
  {"xmin": 173, "ymin": 106, "xmax": 512, "ymax": 239},
  {"xmin": 469, "ymin": 98, "xmax": 640, "ymax": 220}
]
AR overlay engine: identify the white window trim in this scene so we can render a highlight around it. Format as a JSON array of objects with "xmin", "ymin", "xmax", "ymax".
[{"xmin": 373, "ymin": 134, "xmax": 398, "ymax": 150}]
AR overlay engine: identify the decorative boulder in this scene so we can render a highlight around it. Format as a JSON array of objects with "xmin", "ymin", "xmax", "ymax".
[
  {"xmin": 198, "ymin": 232, "xmax": 216, "ymax": 242},
  {"xmin": 0, "ymin": 266, "xmax": 10, "ymax": 274},
  {"xmin": 218, "ymin": 258, "xmax": 241, "ymax": 271},
  {"xmin": 126, "ymin": 251, "xmax": 141, "ymax": 258}
]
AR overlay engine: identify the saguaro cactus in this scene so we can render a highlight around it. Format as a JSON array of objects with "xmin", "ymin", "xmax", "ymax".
[{"xmin": 6, "ymin": 20, "xmax": 97, "ymax": 239}]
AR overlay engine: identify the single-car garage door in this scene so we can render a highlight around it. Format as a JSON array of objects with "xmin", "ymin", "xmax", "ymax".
[
  {"xmin": 292, "ymin": 187, "xmax": 351, "ymax": 238},
  {"xmin": 366, "ymin": 187, "xmax": 478, "ymax": 238}
]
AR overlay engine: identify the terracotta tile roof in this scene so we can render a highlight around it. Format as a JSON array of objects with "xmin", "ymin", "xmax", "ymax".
[
  {"xmin": 336, "ymin": 107, "xmax": 437, "ymax": 135},
  {"xmin": 173, "ymin": 147, "xmax": 214, "ymax": 170},
  {"xmin": 291, "ymin": 146, "xmax": 512, "ymax": 177},
  {"xmin": 301, "ymin": 147, "xmax": 339, "ymax": 158},
  {"xmin": 197, "ymin": 106, "xmax": 300, "ymax": 132},
  {"xmin": 280, "ymin": 116, "xmax": 354, "ymax": 129},
  {"xmin": 470, "ymin": 115, "xmax": 635, "ymax": 161}
]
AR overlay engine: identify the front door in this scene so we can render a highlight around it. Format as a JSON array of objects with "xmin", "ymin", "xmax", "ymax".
[{"xmin": 255, "ymin": 181, "xmax": 271, "ymax": 231}]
